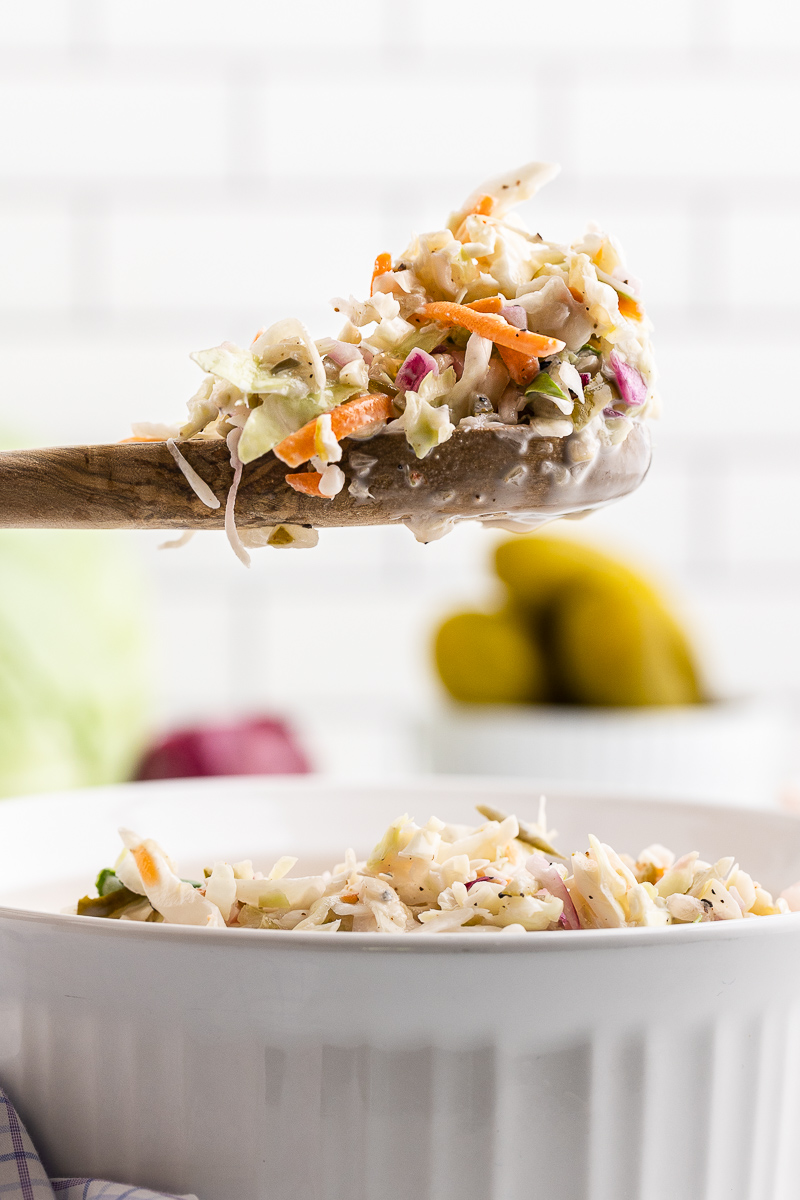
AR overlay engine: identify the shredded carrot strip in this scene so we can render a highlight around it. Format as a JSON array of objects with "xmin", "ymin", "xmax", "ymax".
[
  {"xmin": 466, "ymin": 296, "xmax": 504, "ymax": 314},
  {"xmin": 496, "ymin": 344, "xmax": 540, "ymax": 387},
  {"xmin": 328, "ymin": 393, "xmax": 394, "ymax": 440},
  {"xmin": 273, "ymin": 393, "xmax": 394, "ymax": 468},
  {"xmin": 285, "ymin": 471, "xmax": 328, "ymax": 498},
  {"xmin": 419, "ymin": 301, "xmax": 564, "ymax": 358},
  {"xmin": 471, "ymin": 194, "xmax": 494, "ymax": 217},
  {"xmin": 117, "ymin": 436, "xmax": 166, "ymax": 443},
  {"xmin": 131, "ymin": 845, "xmax": 159, "ymax": 889},
  {"xmin": 370, "ymin": 252, "xmax": 393, "ymax": 295},
  {"xmin": 568, "ymin": 286, "xmax": 584, "ymax": 304},
  {"xmin": 618, "ymin": 294, "xmax": 644, "ymax": 321}
]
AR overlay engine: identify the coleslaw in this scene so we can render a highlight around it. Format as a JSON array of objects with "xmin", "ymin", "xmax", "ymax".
[
  {"xmin": 141, "ymin": 161, "xmax": 657, "ymax": 558},
  {"xmin": 74, "ymin": 801, "xmax": 799, "ymax": 933}
]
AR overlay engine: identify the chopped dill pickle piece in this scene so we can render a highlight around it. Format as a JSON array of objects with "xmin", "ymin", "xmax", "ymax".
[
  {"xmin": 77, "ymin": 885, "xmax": 140, "ymax": 918},
  {"xmin": 95, "ymin": 868, "xmax": 123, "ymax": 897}
]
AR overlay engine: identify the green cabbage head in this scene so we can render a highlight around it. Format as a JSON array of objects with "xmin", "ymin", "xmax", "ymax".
[{"xmin": 0, "ymin": 529, "xmax": 147, "ymax": 797}]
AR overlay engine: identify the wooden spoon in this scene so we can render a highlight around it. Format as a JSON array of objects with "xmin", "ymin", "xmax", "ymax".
[{"xmin": 0, "ymin": 424, "xmax": 650, "ymax": 534}]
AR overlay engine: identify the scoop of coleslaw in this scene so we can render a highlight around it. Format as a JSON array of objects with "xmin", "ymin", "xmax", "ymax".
[{"xmin": 143, "ymin": 161, "xmax": 657, "ymax": 559}]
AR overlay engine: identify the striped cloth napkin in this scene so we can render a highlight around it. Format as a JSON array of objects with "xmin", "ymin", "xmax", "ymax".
[{"xmin": 0, "ymin": 1089, "xmax": 198, "ymax": 1200}]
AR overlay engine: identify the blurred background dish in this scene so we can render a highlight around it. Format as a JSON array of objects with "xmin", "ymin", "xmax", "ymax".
[
  {"xmin": 1, "ymin": 2, "xmax": 799, "ymax": 804},
  {"xmin": 429, "ymin": 533, "xmax": 788, "ymax": 806},
  {"xmin": 427, "ymin": 700, "xmax": 787, "ymax": 808}
]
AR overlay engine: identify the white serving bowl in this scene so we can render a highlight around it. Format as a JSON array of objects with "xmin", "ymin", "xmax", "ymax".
[
  {"xmin": 1, "ymin": 776, "xmax": 800, "ymax": 1200},
  {"xmin": 427, "ymin": 698, "xmax": 789, "ymax": 807}
]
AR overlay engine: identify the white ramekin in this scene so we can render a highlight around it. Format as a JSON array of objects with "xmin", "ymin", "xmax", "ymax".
[
  {"xmin": 426, "ymin": 698, "xmax": 789, "ymax": 807},
  {"xmin": 1, "ymin": 776, "xmax": 799, "ymax": 1200}
]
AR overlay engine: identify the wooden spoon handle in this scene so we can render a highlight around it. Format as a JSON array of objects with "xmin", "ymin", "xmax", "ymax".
[{"xmin": 0, "ymin": 426, "xmax": 650, "ymax": 531}]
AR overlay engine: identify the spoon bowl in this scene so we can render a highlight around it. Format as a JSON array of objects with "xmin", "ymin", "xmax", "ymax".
[{"xmin": 0, "ymin": 425, "xmax": 650, "ymax": 538}]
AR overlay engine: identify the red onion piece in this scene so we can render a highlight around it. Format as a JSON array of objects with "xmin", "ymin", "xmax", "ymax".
[
  {"xmin": 603, "ymin": 406, "xmax": 625, "ymax": 418},
  {"xmin": 395, "ymin": 347, "xmax": 438, "ymax": 393},
  {"xmin": 447, "ymin": 348, "xmax": 465, "ymax": 379},
  {"xmin": 325, "ymin": 340, "xmax": 363, "ymax": 368},
  {"xmin": 500, "ymin": 304, "xmax": 527, "ymax": 330},
  {"xmin": 465, "ymin": 876, "xmax": 494, "ymax": 892},
  {"xmin": 528, "ymin": 853, "xmax": 581, "ymax": 929},
  {"xmin": 434, "ymin": 344, "xmax": 465, "ymax": 379},
  {"xmin": 579, "ymin": 372, "xmax": 591, "ymax": 387},
  {"xmin": 135, "ymin": 717, "xmax": 311, "ymax": 780},
  {"xmin": 609, "ymin": 351, "xmax": 647, "ymax": 407}
]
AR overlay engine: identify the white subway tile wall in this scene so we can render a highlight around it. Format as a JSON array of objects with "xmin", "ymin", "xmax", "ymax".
[{"xmin": 1, "ymin": 0, "xmax": 799, "ymax": 774}]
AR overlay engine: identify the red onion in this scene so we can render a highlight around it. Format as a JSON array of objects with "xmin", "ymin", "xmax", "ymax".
[
  {"xmin": 500, "ymin": 304, "xmax": 527, "ymax": 330},
  {"xmin": 603, "ymin": 406, "xmax": 625, "ymax": 418},
  {"xmin": 579, "ymin": 372, "xmax": 591, "ymax": 387},
  {"xmin": 609, "ymin": 351, "xmax": 647, "ymax": 407},
  {"xmin": 395, "ymin": 347, "xmax": 438, "ymax": 393},
  {"xmin": 433, "ymin": 343, "xmax": 466, "ymax": 379},
  {"xmin": 135, "ymin": 717, "xmax": 311, "ymax": 780},
  {"xmin": 324, "ymin": 340, "xmax": 363, "ymax": 368},
  {"xmin": 465, "ymin": 876, "xmax": 494, "ymax": 892},
  {"xmin": 447, "ymin": 348, "xmax": 465, "ymax": 380},
  {"xmin": 528, "ymin": 853, "xmax": 581, "ymax": 929}
]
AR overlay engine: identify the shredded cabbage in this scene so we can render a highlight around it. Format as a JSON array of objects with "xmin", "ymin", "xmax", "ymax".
[
  {"xmin": 75, "ymin": 799, "xmax": 797, "ymax": 933},
  {"xmin": 397, "ymin": 368, "xmax": 456, "ymax": 459},
  {"xmin": 449, "ymin": 161, "xmax": 561, "ymax": 231},
  {"xmin": 223, "ymin": 428, "xmax": 250, "ymax": 567},
  {"xmin": 166, "ymin": 439, "xmax": 221, "ymax": 509},
  {"xmin": 138, "ymin": 160, "xmax": 657, "ymax": 557},
  {"xmin": 238, "ymin": 386, "xmax": 361, "ymax": 464},
  {"xmin": 171, "ymin": 161, "xmax": 656, "ymax": 474},
  {"xmin": 444, "ymin": 333, "xmax": 492, "ymax": 422},
  {"xmin": 191, "ymin": 345, "xmax": 310, "ymax": 399}
]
